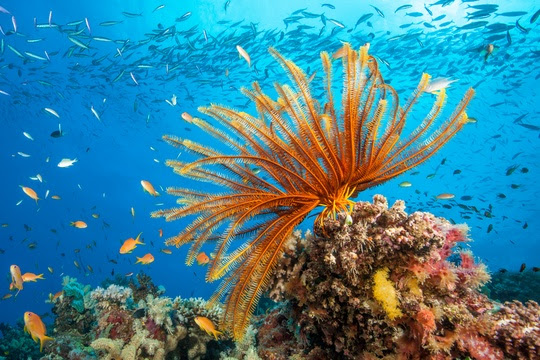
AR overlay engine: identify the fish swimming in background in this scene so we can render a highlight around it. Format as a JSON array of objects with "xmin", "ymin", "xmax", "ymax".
[
  {"xmin": 57, "ymin": 158, "xmax": 77, "ymax": 168},
  {"xmin": 119, "ymin": 232, "xmax": 144, "ymax": 254},
  {"xmin": 20, "ymin": 186, "xmax": 39, "ymax": 204},
  {"xmin": 70, "ymin": 221, "xmax": 87, "ymax": 229},
  {"xmin": 10, "ymin": 265, "xmax": 23, "ymax": 294},
  {"xmin": 196, "ymin": 252, "xmax": 210, "ymax": 266},
  {"xmin": 436, "ymin": 193, "xmax": 455, "ymax": 200},
  {"xmin": 181, "ymin": 112, "xmax": 193, "ymax": 122},
  {"xmin": 236, "ymin": 45, "xmax": 251, "ymax": 67},
  {"xmin": 425, "ymin": 78, "xmax": 458, "ymax": 94},
  {"xmin": 194, "ymin": 316, "xmax": 223, "ymax": 340},
  {"xmin": 50, "ymin": 124, "xmax": 63, "ymax": 138},
  {"xmin": 485, "ymin": 43, "xmax": 494, "ymax": 61},
  {"xmin": 23, "ymin": 312, "xmax": 54, "ymax": 352},
  {"xmin": 22, "ymin": 273, "xmax": 44, "ymax": 282},
  {"xmin": 44, "ymin": 107, "xmax": 60, "ymax": 118},
  {"xmin": 141, "ymin": 180, "xmax": 160, "ymax": 196},
  {"xmin": 136, "ymin": 253, "xmax": 155, "ymax": 265},
  {"xmin": 47, "ymin": 291, "xmax": 63, "ymax": 303}
]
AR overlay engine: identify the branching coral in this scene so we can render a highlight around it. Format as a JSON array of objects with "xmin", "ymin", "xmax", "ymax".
[
  {"xmin": 260, "ymin": 195, "xmax": 534, "ymax": 359},
  {"xmin": 153, "ymin": 42, "xmax": 474, "ymax": 339}
]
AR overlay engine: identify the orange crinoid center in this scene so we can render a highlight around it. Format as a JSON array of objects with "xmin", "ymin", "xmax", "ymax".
[
  {"xmin": 317, "ymin": 185, "xmax": 357, "ymax": 223},
  {"xmin": 153, "ymin": 43, "xmax": 474, "ymax": 340}
]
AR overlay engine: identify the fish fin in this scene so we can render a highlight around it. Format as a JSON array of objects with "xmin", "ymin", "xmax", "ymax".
[
  {"xmin": 40, "ymin": 335, "xmax": 54, "ymax": 352},
  {"xmin": 23, "ymin": 325, "xmax": 27, "ymax": 333},
  {"xmin": 213, "ymin": 330, "xmax": 223, "ymax": 340}
]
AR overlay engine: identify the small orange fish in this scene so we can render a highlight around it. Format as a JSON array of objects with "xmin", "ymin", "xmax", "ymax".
[
  {"xmin": 119, "ymin": 232, "xmax": 144, "ymax": 254},
  {"xmin": 91, "ymin": 213, "xmax": 99, "ymax": 218},
  {"xmin": 70, "ymin": 220, "xmax": 87, "ymax": 229},
  {"xmin": 21, "ymin": 186, "xmax": 39, "ymax": 204},
  {"xmin": 49, "ymin": 291, "xmax": 63, "ymax": 302},
  {"xmin": 22, "ymin": 273, "xmax": 44, "ymax": 282},
  {"xmin": 24, "ymin": 311, "xmax": 54, "ymax": 352},
  {"xmin": 10, "ymin": 265, "xmax": 23, "ymax": 294},
  {"xmin": 194, "ymin": 316, "xmax": 223, "ymax": 340},
  {"xmin": 51, "ymin": 195, "xmax": 61, "ymax": 200},
  {"xmin": 141, "ymin": 180, "xmax": 160, "ymax": 196},
  {"xmin": 136, "ymin": 253, "xmax": 154, "ymax": 265},
  {"xmin": 159, "ymin": 228, "xmax": 163, "ymax": 237},
  {"xmin": 160, "ymin": 248, "xmax": 172, "ymax": 255},
  {"xmin": 196, "ymin": 252, "xmax": 210, "ymax": 266},
  {"xmin": 181, "ymin": 112, "xmax": 193, "ymax": 122},
  {"xmin": 2, "ymin": 293, "xmax": 13, "ymax": 300},
  {"xmin": 436, "ymin": 193, "xmax": 455, "ymax": 200}
]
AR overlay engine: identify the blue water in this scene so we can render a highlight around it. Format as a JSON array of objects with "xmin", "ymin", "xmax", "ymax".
[{"xmin": 0, "ymin": 0, "xmax": 538, "ymax": 327}]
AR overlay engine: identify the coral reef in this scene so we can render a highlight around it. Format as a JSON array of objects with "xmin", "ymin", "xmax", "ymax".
[
  {"xmin": 260, "ymin": 195, "xmax": 539, "ymax": 360},
  {"xmin": 128, "ymin": 272, "xmax": 163, "ymax": 303},
  {"xmin": 484, "ymin": 270, "xmax": 540, "ymax": 303},
  {"xmin": 51, "ymin": 277, "xmax": 95, "ymax": 338},
  {"xmin": 40, "ymin": 273, "xmax": 229, "ymax": 360},
  {"xmin": 0, "ymin": 321, "xmax": 42, "ymax": 359}
]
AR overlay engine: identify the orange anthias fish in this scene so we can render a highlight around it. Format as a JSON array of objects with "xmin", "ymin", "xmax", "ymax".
[
  {"xmin": 196, "ymin": 252, "xmax": 210, "ymax": 266},
  {"xmin": 10, "ymin": 264, "xmax": 23, "ymax": 294},
  {"xmin": 136, "ymin": 253, "xmax": 154, "ymax": 265},
  {"xmin": 22, "ymin": 273, "xmax": 45, "ymax": 282},
  {"xmin": 24, "ymin": 311, "xmax": 54, "ymax": 352},
  {"xmin": 48, "ymin": 291, "xmax": 63, "ymax": 302},
  {"xmin": 119, "ymin": 232, "xmax": 144, "ymax": 254},
  {"xmin": 21, "ymin": 186, "xmax": 39, "ymax": 204},
  {"xmin": 141, "ymin": 180, "xmax": 160, "ymax": 196},
  {"xmin": 70, "ymin": 220, "xmax": 87, "ymax": 229},
  {"xmin": 194, "ymin": 316, "xmax": 223, "ymax": 340},
  {"xmin": 160, "ymin": 248, "xmax": 172, "ymax": 255},
  {"xmin": 159, "ymin": 228, "xmax": 163, "ymax": 237}
]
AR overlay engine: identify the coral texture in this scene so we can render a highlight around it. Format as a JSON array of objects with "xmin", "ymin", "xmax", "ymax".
[
  {"xmin": 261, "ymin": 195, "xmax": 537, "ymax": 359},
  {"xmin": 40, "ymin": 275, "xmax": 228, "ymax": 360}
]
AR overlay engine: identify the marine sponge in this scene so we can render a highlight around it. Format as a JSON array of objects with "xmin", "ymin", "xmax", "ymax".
[{"xmin": 372, "ymin": 267, "xmax": 403, "ymax": 320}]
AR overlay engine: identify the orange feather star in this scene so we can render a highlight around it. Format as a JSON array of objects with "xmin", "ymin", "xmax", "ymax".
[{"xmin": 152, "ymin": 43, "xmax": 474, "ymax": 339}]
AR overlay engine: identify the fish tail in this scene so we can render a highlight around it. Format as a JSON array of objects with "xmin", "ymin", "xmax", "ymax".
[
  {"xmin": 40, "ymin": 335, "xmax": 54, "ymax": 352},
  {"xmin": 37, "ymin": 274, "xmax": 44, "ymax": 279}
]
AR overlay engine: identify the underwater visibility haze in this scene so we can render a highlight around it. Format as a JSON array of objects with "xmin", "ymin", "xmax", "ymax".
[{"xmin": 0, "ymin": 0, "xmax": 539, "ymax": 359}]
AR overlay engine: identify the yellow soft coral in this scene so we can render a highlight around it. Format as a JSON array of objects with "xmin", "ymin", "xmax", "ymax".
[{"xmin": 372, "ymin": 267, "xmax": 403, "ymax": 320}]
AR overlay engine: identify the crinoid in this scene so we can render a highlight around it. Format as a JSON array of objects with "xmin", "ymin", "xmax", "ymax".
[{"xmin": 152, "ymin": 43, "xmax": 474, "ymax": 339}]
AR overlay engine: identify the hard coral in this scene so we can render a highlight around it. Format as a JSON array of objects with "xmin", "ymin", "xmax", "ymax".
[{"xmin": 262, "ymin": 195, "xmax": 534, "ymax": 359}]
